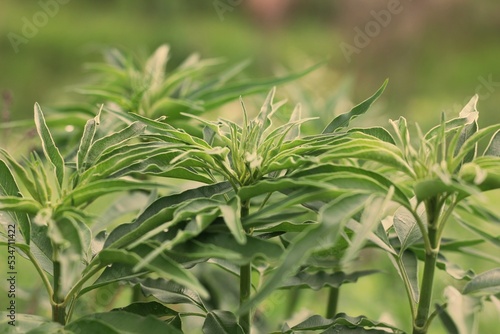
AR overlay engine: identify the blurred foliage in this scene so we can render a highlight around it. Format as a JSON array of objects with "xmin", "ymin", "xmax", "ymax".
[
  {"xmin": 0, "ymin": 1, "xmax": 499, "ymax": 333},
  {"xmin": 1, "ymin": 0, "xmax": 500, "ymax": 128}
]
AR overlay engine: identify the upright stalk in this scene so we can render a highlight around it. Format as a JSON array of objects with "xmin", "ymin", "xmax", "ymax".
[
  {"xmin": 326, "ymin": 287, "xmax": 340, "ymax": 318},
  {"xmin": 239, "ymin": 201, "xmax": 251, "ymax": 333},
  {"xmin": 413, "ymin": 200, "xmax": 440, "ymax": 334},
  {"xmin": 52, "ymin": 259, "xmax": 66, "ymax": 325}
]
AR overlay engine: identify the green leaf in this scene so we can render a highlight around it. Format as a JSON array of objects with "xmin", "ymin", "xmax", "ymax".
[
  {"xmin": 281, "ymin": 270, "xmax": 378, "ymax": 290},
  {"xmin": 412, "ymin": 249, "xmax": 474, "ymax": 280},
  {"xmin": 83, "ymin": 121, "xmax": 146, "ymax": 168},
  {"xmin": 220, "ymin": 196, "xmax": 246, "ymax": 244},
  {"xmin": 455, "ymin": 215, "xmax": 500, "ymax": 247},
  {"xmin": 202, "ymin": 310, "xmax": 244, "ymax": 334},
  {"xmin": 484, "ymin": 130, "xmax": 500, "ymax": 156},
  {"xmin": 65, "ymin": 311, "xmax": 183, "ymax": 334},
  {"xmin": 436, "ymin": 303, "xmax": 460, "ymax": 334},
  {"xmin": 63, "ymin": 179, "xmax": 161, "ymax": 207},
  {"xmin": 239, "ymin": 194, "xmax": 369, "ymax": 315},
  {"xmin": 0, "ymin": 160, "xmax": 31, "ymax": 244},
  {"xmin": 453, "ymin": 95, "xmax": 479, "ymax": 166},
  {"xmin": 443, "ymin": 286, "xmax": 481, "ymax": 334},
  {"xmin": 413, "ymin": 179, "xmax": 476, "ymax": 203},
  {"xmin": 34, "ymin": 103, "xmax": 65, "ymax": 187},
  {"xmin": 322, "ymin": 79, "xmax": 388, "ymax": 133},
  {"xmin": 452, "ymin": 124, "xmax": 500, "ymax": 169},
  {"xmin": 91, "ymin": 192, "xmax": 150, "ymax": 234},
  {"xmin": 173, "ymin": 232, "xmax": 283, "ymax": 265},
  {"xmin": 400, "ymin": 250, "xmax": 419, "ymax": 303},
  {"xmin": 0, "ymin": 149, "xmax": 39, "ymax": 202},
  {"xmin": 97, "ymin": 247, "xmax": 208, "ymax": 298},
  {"xmin": 49, "ymin": 217, "xmax": 87, "ymax": 295},
  {"xmin": 463, "ymin": 268, "xmax": 500, "ymax": 295},
  {"xmin": 348, "ymin": 126, "xmax": 396, "ymax": 145},
  {"xmin": 104, "ymin": 182, "xmax": 231, "ymax": 249},
  {"xmin": 77, "ymin": 110, "xmax": 101, "ymax": 170},
  {"xmin": 282, "ymin": 313, "xmax": 403, "ymax": 333},
  {"xmin": 132, "ymin": 277, "xmax": 207, "ymax": 311},
  {"xmin": 112, "ymin": 301, "xmax": 178, "ymax": 317},
  {"xmin": 341, "ymin": 191, "xmax": 393, "ymax": 265},
  {"xmin": 130, "ymin": 200, "xmax": 221, "ymax": 270},
  {"xmin": 144, "ymin": 44, "xmax": 169, "ymax": 90},
  {"xmin": 0, "ymin": 196, "xmax": 42, "ymax": 214},
  {"xmin": 393, "ymin": 206, "xmax": 423, "ymax": 252}
]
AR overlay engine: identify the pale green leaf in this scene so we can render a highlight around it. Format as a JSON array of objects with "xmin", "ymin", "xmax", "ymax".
[
  {"xmin": 443, "ymin": 286, "xmax": 481, "ymax": 334},
  {"xmin": 322, "ymin": 79, "xmax": 387, "ymax": 133},
  {"xmin": 220, "ymin": 196, "xmax": 246, "ymax": 244},
  {"xmin": 484, "ymin": 130, "xmax": 500, "ymax": 156},
  {"xmin": 463, "ymin": 268, "xmax": 500, "ymax": 296},
  {"xmin": 77, "ymin": 110, "xmax": 101, "ymax": 170},
  {"xmin": 132, "ymin": 277, "xmax": 207, "ymax": 311},
  {"xmin": 202, "ymin": 310, "xmax": 244, "ymax": 334},
  {"xmin": 0, "ymin": 160, "xmax": 31, "ymax": 244},
  {"xmin": 83, "ymin": 121, "xmax": 146, "ymax": 168},
  {"xmin": 112, "ymin": 301, "xmax": 178, "ymax": 317},
  {"xmin": 34, "ymin": 103, "xmax": 65, "ymax": 186}
]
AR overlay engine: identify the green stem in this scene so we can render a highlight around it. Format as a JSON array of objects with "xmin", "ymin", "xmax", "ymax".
[
  {"xmin": 413, "ymin": 199, "xmax": 440, "ymax": 334},
  {"xmin": 239, "ymin": 201, "xmax": 251, "ymax": 333},
  {"xmin": 326, "ymin": 287, "xmax": 340, "ymax": 318},
  {"xmin": 52, "ymin": 260, "xmax": 66, "ymax": 325}
]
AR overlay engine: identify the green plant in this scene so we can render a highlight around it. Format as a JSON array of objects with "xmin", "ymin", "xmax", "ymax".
[{"xmin": 1, "ymin": 44, "xmax": 500, "ymax": 334}]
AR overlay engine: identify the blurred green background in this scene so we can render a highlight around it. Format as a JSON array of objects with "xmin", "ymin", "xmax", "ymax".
[
  {"xmin": 1, "ymin": 1, "xmax": 499, "ymax": 333},
  {"xmin": 1, "ymin": 0, "xmax": 500, "ymax": 128}
]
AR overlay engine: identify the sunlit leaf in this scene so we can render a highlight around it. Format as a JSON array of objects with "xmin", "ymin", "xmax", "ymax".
[
  {"xmin": 322, "ymin": 79, "xmax": 388, "ymax": 133},
  {"xmin": 34, "ymin": 103, "xmax": 65, "ymax": 187}
]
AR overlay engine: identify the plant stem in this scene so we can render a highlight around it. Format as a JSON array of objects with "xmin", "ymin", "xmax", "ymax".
[
  {"xmin": 326, "ymin": 287, "xmax": 340, "ymax": 318},
  {"xmin": 239, "ymin": 201, "xmax": 251, "ymax": 333},
  {"xmin": 52, "ymin": 260, "xmax": 66, "ymax": 325},
  {"xmin": 413, "ymin": 246, "xmax": 437, "ymax": 334},
  {"xmin": 413, "ymin": 199, "xmax": 440, "ymax": 334}
]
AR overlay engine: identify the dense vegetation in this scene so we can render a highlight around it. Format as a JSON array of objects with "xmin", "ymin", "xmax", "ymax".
[{"xmin": 1, "ymin": 45, "xmax": 499, "ymax": 334}]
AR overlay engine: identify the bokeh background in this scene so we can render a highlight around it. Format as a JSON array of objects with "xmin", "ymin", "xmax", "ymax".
[
  {"xmin": 1, "ymin": 0, "xmax": 500, "ymax": 127},
  {"xmin": 1, "ymin": 1, "xmax": 499, "ymax": 333}
]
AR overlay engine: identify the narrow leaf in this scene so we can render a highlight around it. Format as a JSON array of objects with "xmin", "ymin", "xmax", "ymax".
[
  {"xmin": 323, "ymin": 79, "xmax": 388, "ymax": 133},
  {"xmin": 34, "ymin": 103, "xmax": 65, "ymax": 186},
  {"xmin": 463, "ymin": 268, "xmax": 500, "ymax": 295},
  {"xmin": 220, "ymin": 196, "xmax": 246, "ymax": 244},
  {"xmin": 83, "ymin": 121, "xmax": 146, "ymax": 167},
  {"xmin": 77, "ymin": 108, "xmax": 101, "ymax": 170},
  {"xmin": 0, "ymin": 160, "xmax": 31, "ymax": 244}
]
